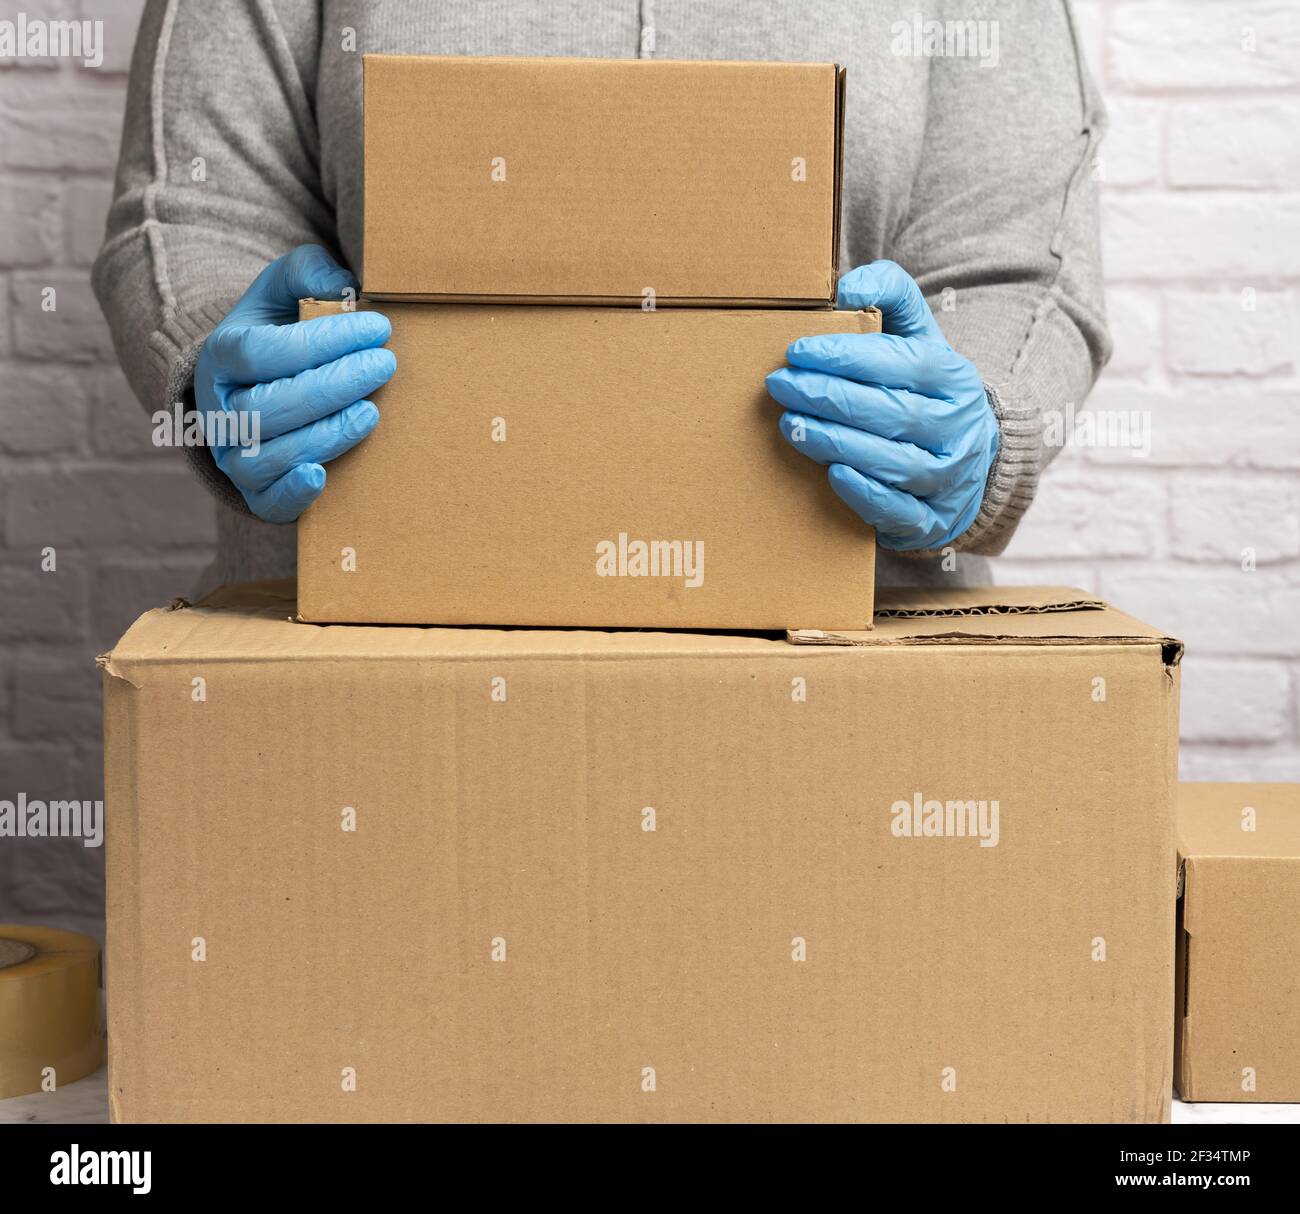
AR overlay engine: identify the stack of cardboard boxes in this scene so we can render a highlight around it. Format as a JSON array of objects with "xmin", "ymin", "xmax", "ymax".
[
  {"xmin": 299, "ymin": 55, "xmax": 878, "ymax": 629},
  {"xmin": 101, "ymin": 55, "xmax": 1278, "ymax": 1123}
]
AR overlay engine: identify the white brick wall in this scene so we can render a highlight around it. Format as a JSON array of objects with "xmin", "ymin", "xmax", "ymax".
[
  {"xmin": 0, "ymin": 2, "xmax": 1296, "ymax": 933},
  {"xmin": 999, "ymin": 0, "xmax": 1300, "ymax": 781},
  {"xmin": 0, "ymin": 0, "xmax": 214, "ymax": 934}
]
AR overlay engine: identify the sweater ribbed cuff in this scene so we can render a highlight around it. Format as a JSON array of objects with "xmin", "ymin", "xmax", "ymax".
[
  {"xmin": 146, "ymin": 304, "xmax": 254, "ymax": 518},
  {"xmin": 951, "ymin": 379, "xmax": 1041, "ymax": 555}
]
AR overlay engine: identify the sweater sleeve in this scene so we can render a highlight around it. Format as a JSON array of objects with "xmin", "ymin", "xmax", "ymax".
[
  {"xmin": 887, "ymin": 0, "xmax": 1111, "ymax": 557},
  {"xmin": 92, "ymin": 0, "xmax": 333, "ymax": 513}
]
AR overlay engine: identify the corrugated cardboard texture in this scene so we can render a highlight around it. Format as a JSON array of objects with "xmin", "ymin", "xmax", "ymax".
[
  {"xmin": 103, "ymin": 584, "xmax": 1178, "ymax": 1123},
  {"xmin": 362, "ymin": 56, "xmax": 843, "ymax": 305},
  {"xmin": 795, "ymin": 587, "xmax": 1184, "ymax": 653},
  {"xmin": 1175, "ymin": 782, "xmax": 1300, "ymax": 1102},
  {"xmin": 297, "ymin": 301, "xmax": 880, "ymax": 629}
]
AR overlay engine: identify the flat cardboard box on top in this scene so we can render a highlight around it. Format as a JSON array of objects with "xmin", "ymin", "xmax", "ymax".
[
  {"xmin": 102, "ymin": 584, "xmax": 1180, "ymax": 1123},
  {"xmin": 1175, "ymin": 782, "xmax": 1300, "ymax": 1102},
  {"xmin": 297, "ymin": 300, "xmax": 880, "ymax": 630},
  {"xmin": 362, "ymin": 55, "xmax": 845, "ymax": 305}
]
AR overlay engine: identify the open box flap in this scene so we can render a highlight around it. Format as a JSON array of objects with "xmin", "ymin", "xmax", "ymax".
[
  {"xmin": 871, "ymin": 585, "xmax": 1104, "ymax": 617},
  {"xmin": 788, "ymin": 585, "xmax": 1183, "ymax": 666},
  {"xmin": 99, "ymin": 582, "xmax": 1182, "ymax": 670}
]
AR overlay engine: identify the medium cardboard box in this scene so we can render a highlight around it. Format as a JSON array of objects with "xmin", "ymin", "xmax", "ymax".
[
  {"xmin": 101, "ymin": 584, "xmax": 1180, "ymax": 1123},
  {"xmin": 362, "ymin": 55, "xmax": 844, "ymax": 305},
  {"xmin": 1175, "ymin": 782, "xmax": 1300, "ymax": 1102},
  {"xmin": 297, "ymin": 300, "xmax": 880, "ymax": 629}
]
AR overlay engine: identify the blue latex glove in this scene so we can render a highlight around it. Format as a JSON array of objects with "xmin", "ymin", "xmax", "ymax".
[
  {"xmin": 766, "ymin": 260, "xmax": 999, "ymax": 551},
  {"xmin": 194, "ymin": 244, "xmax": 396, "ymax": 522}
]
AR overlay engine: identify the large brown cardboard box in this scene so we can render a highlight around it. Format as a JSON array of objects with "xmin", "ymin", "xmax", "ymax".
[
  {"xmin": 297, "ymin": 300, "xmax": 880, "ymax": 629},
  {"xmin": 1175, "ymin": 782, "xmax": 1300, "ymax": 1102},
  {"xmin": 102, "ymin": 584, "xmax": 1180, "ymax": 1123},
  {"xmin": 362, "ymin": 55, "xmax": 844, "ymax": 305}
]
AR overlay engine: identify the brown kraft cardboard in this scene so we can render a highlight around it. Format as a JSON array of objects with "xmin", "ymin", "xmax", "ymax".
[
  {"xmin": 297, "ymin": 300, "xmax": 880, "ymax": 630},
  {"xmin": 101, "ymin": 583, "xmax": 1180, "ymax": 1123},
  {"xmin": 1175, "ymin": 781, "xmax": 1300, "ymax": 1102},
  {"xmin": 362, "ymin": 55, "xmax": 845, "ymax": 306}
]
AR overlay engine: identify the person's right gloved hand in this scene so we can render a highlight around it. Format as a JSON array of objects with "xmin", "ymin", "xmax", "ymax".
[{"xmin": 194, "ymin": 244, "xmax": 396, "ymax": 522}]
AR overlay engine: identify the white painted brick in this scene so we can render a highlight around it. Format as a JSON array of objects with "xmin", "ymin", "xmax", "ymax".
[
  {"xmin": 991, "ymin": 560, "xmax": 1101, "ymax": 594},
  {"xmin": 0, "ymin": 362, "xmax": 89, "ymax": 453},
  {"xmin": 0, "ymin": 827, "xmax": 104, "ymax": 943},
  {"xmin": 1180, "ymin": 655, "xmax": 1290, "ymax": 743},
  {"xmin": 0, "ymin": 2, "xmax": 80, "ymax": 22},
  {"xmin": 10, "ymin": 268, "xmax": 115, "ymax": 360},
  {"xmin": 1169, "ymin": 472, "xmax": 1300, "ymax": 564},
  {"xmin": 0, "ymin": 271, "xmax": 10, "ymax": 358},
  {"xmin": 5, "ymin": 466, "xmax": 217, "ymax": 548},
  {"xmin": 1099, "ymin": 570, "xmax": 1300, "ymax": 657},
  {"xmin": 0, "ymin": 55, "xmax": 61, "ymax": 73},
  {"xmin": 1103, "ymin": 287, "xmax": 1160, "ymax": 378},
  {"xmin": 0, "ymin": 744, "xmax": 94, "ymax": 798},
  {"xmin": 1110, "ymin": 3, "xmax": 1300, "ymax": 91},
  {"xmin": 1082, "ymin": 381, "xmax": 1300, "ymax": 470},
  {"xmin": 1168, "ymin": 101, "xmax": 1300, "ymax": 190},
  {"xmin": 1103, "ymin": 194, "xmax": 1300, "ymax": 281},
  {"xmin": 77, "ymin": 0, "xmax": 146, "ymax": 75},
  {"xmin": 0, "ymin": 93, "xmax": 124, "ymax": 172},
  {"xmin": 87, "ymin": 364, "xmax": 158, "ymax": 457},
  {"xmin": 1180, "ymin": 746, "xmax": 1300, "ymax": 781},
  {"xmin": 0, "ymin": 561, "xmax": 87, "ymax": 642},
  {"xmin": 999, "ymin": 468, "xmax": 1167, "ymax": 560},
  {"xmin": 1294, "ymin": 661, "xmax": 1300, "ymax": 736},
  {"xmin": 62, "ymin": 177, "xmax": 112, "ymax": 265},
  {"xmin": 0, "ymin": 72, "xmax": 77, "ymax": 112},
  {"xmin": 0, "ymin": 0, "xmax": 79, "ymax": 73},
  {"xmin": 1165, "ymin": 289, "xmax": 1295, "ymax": 376},
  {"xmin": 1098, "ymin": 98, "xmax": 1162, "ymax": 188},
  {"xmin": 0, "ymin": 177, "xmax": 60, "ymax": 266},
  {"xmin": 12, "ymin": 656, "xmax": 101, "ymax": 741}
]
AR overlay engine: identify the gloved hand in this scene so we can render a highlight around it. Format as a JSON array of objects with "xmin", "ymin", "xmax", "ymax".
[
  {"xmin": 765, "ymin": 260, "xmax": 999, "ymax": 551},
  {"xmin": 194, "ymin": 244, "xmax": 396, "ymax": 523}
]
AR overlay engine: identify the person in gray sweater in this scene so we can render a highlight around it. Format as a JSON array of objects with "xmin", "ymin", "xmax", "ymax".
[{"xmin": 93, "ymin": 0, "xmax": 1109, "ymax": 595}]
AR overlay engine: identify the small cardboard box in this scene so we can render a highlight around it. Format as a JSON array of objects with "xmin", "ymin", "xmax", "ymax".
[
  {"xmin": 297, "ymin": 300, "xmax": 880, "ymax": 629},
  {"xmin": 362, "ymin": 55, "xmax": 845, "ymax": 305},
  {"xmin": 1175, "ymin": 782, "xmax": 1300, "ymax": 1102},
  {"xmin": 102, "ymin": 584, "xmax": 1180, "ymax": 1123}
]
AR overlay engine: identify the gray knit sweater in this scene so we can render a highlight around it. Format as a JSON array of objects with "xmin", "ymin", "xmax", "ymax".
[{"xmin": 93, "ymin": 0, "xmax": 1109, "ymax": 595}]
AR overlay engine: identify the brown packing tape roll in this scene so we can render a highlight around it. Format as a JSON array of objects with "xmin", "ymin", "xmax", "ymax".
[{"xmin": 0, "ymin": 925, "xmax": 104, "ymax": 1099}]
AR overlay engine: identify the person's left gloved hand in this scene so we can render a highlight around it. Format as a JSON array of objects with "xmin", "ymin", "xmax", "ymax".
[{"xmin": 765, "ymin": 260, "xmax": 999, "ymax": 551}]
